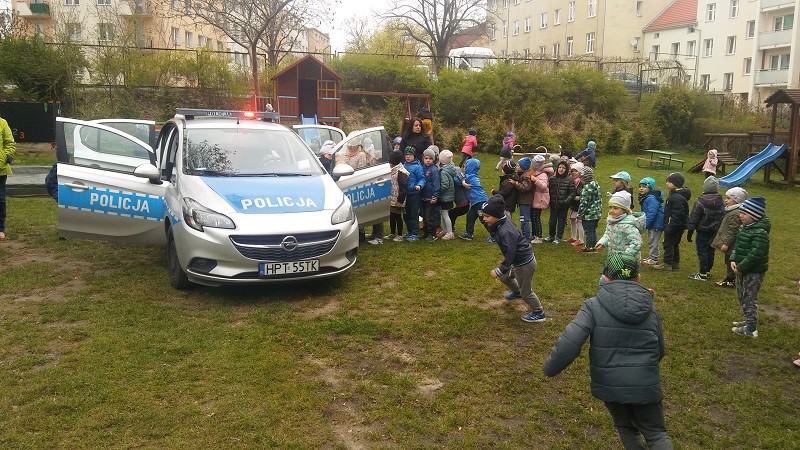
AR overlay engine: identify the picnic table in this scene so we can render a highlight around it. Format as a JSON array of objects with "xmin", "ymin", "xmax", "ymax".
[{"xmin": 636, "ymin": 150, "xmax": 685, "ymax": 170}]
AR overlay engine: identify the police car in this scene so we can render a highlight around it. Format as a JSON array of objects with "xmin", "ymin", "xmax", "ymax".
[{"xmin": 55, "ymin": 109, "xmax": 391, "ymax": 289}]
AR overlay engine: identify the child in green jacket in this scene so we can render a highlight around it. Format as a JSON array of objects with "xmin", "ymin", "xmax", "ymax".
[{"xmin": 730, "ymin": 197, "xmax": 770, "ymax": 338}]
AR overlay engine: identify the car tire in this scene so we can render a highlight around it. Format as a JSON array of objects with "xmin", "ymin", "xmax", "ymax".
[{"xmin": 167, "ymin": 228, "xmax": 191, "ymax": 290}]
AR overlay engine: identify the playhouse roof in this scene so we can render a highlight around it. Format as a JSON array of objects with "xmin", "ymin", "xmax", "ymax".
[
  {"xmin": 764, "ymin": 89, "xmax": 800, "ymax": 106},
  {"xmin": 272, "ymin": 54, "xmax": 343, "ymax": 81},
  {"xmin": 644, "ymin": 0, "xmax": 697, "ymax": 32}
]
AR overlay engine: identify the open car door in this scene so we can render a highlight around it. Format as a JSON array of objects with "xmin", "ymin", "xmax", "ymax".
[
  {"xmin": 331, "ymin": 126, "xmax": 391, "ymax": 227},
  {"xmin": 292, "ymin": 124, "xmax": 346, "ymax": 154},
  {"xmin": 56, "ymin": 118, "xmax": 167, "ymax": 245},
  {"xmin": 90, "ymin": 119, "xmax": 156, "ymax": 149}
]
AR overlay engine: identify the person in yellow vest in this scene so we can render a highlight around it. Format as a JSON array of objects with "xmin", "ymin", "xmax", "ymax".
[{"xmin": 0, "ymin": 116, "xmax": 17, "ymax": 240}]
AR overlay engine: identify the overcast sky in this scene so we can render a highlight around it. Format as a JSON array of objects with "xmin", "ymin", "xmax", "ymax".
[{"xmin": 319, "ymin": 0, "xmax": 393, "ymax": 52}]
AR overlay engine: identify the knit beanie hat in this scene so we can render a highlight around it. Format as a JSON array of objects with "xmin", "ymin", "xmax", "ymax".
[
  {"xmin": 560, "ymin": 149, "xmax": 573, "ymax": 159},
  {"xmin": 502, "ymin": 160, "xmax": 517, "ymax": 175},
  {"xmin": 482, "ymin": 194, "xmax": 506, "ymax": 219},
  {"xmin": 532, "ymin": 154, "xmax": 546, "ymax": 170},
  {"xmin": 666, "ymin": 172, "xmax": 685, "ymax": 188},
  {"xmin": 392, "ymin": 136, "xmax": 402, "ymax": 145},
  {"xmin": 587, "ymin": 140, "xmax": 596, "ymax": 149},
  {"xmin": 610, "ymin": 171, "xmax": 631, "ymax": 183},
  {"xmin": 469, "ymin": 129, "xmax": 477, "ymax": 135},
  {"xmin": 388, "ymin": 149, "xmax": 403, "ymax": 166},
  {"xmin": 703, "ymin": 176, "xmax": 720, "ymax": 193},
  {"xmin": 439, "ymin": 149, "xmax": 453, "ymax": 165},
  {"xmin": 506, "ymin": 131, "xmax": 515, "ymax": 137},
  {"xmin": 549, "ymin": 155, "xmax": 561, "ymax": 167},
  {"xmin": 570, "ymin": 162, "xmax": 585, "ymax": 173},
  {"xmin": 608, "ymin": 190, "xmax": 633, "ymax": 214},
  {"xmin": 518, "ymin": 157, "xmax": 532, "ymax": 171},
  {"xmin": 740, "ymin": 197, "xmax": 766, "ymax": 220},
  {"xmin": 404, "ymin": 146, "xmax": 416, "ymax": 155},
  {"xmin": 725, "ymin": 187, "xmax": 748, "ymax": 204},
  {"xmin": 320, "ymin": 140, "xmax": 336, "ymax": 155},
  {"xmin": 580, "ymin": 166, "xmax": 594, "ymax": 182},
  {"xmin": 602, "ymin": 254, "xmax": 639, "ymax": 281},
  {"xmin": 638, "ymin": 177, "xmax": 656, "ymax": 191},
  {"xmin": 422, "ymin": 148, "xmax": 436, "ymax": 160}
]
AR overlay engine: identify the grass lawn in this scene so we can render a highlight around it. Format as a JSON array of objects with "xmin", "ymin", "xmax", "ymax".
[{"xmin": 2, "ymin": 148, "xmax": 799, "ymax": 448}]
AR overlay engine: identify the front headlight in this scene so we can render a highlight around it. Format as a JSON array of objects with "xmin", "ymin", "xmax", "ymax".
[
  {"xmin": 183, "ymin": 198, "xmax": 236, "ymax": 231},
  {"xmin": 331, "ymin": 196, "xmax": 354, "ymax": 225}
]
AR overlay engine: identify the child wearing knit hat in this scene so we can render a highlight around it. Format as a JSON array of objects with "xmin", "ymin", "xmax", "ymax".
[
  {"xmin": 385, "ymin": 150, "xmax": 410, "ymax": 242},
  {"xmin": 577, "ymin": 167, "xmax": 603, "ymax": 252},
  {"xmin": 595, "ymin": 191, "xmax": 646, "ymax": 285},
  {"xmin": 437, "ymin": 150, "xmax": 458, "ymax": 240},
  {"xmin": 710, "ymin": 187, "xmax": 748, "ymax": 286},
  {"xmin": 730, "ymin": 197, "xmax": 770, "ymax": 338},
  {"xmin": 509, "ymin": 157, "xmax": 534, "ymax": 240},
  {"xmin": 530, "ymin": 154, "xmax": 553, "ymax": 244},
  {"xmin": 566, "ymin": 162, "xmax": 586, "ymax": 246},
  {"xmin": 497, "ymin": 131, "xmax": 515, "ymax": 170},
  {"xmin": 654, "ymin": 172, "xmax": 692, "ymax": 271},
  {"xmin": 489, "ymin": 161, "xmax": 519, "ymax": 243},
  {"xmin": 686, "ymin": 176, "xmax": 726, "ymax": 281},
  {"xmin": 637, "ymin": 177, "xmax": 665, "ymax": 265}
]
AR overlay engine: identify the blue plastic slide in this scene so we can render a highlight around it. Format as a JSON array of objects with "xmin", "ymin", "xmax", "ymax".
[{"xmin": 718, "ymin": 143, "xmax": 787, "ymax": 188}]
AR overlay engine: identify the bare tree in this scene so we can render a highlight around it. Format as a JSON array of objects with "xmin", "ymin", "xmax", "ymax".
[
  {"xmin": 260, "ymin": 9, "xmax": 304, "ymax": 67},
  {"xmin": 381, "ymin": 0, "xmax": 486, "ymax": 72}
]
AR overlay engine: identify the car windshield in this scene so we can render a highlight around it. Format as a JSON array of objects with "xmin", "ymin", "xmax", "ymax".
[{"xmin": 183, "ymin": 127, "xmax": 324, "ymax": 176}]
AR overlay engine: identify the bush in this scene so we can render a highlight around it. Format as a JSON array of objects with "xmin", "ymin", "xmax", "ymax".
[
  {"xmin": 604, "ymin": 126, "xmax": 626, "ymax": 155},
  {"xmin": 0, "ymin": 36, "xmax": 85, "ymax": 101}
]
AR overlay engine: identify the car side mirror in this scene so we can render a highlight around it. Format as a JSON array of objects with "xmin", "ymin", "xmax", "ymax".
[
  {"xmin": 133, "ymin": 163, "xmax": 162, "ymax": 184},
  {"xmin": 331, "ymin": 163, "xmax": 354, "ymax": 181}
]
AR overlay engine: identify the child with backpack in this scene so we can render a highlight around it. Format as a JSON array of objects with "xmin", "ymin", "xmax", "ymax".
[
  {"xmin": 496, "ymin": 131, "xmax": 514, "ymax": 170},
  {"xmin": 577, "ymin": 167, "xmax": 602, "ymax": 253},
  {"xmin": 457, "ymin": 158, "xmax": 489, "ymax": 240}
]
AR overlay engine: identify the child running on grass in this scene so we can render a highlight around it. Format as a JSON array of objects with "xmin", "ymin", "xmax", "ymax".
[
  {"xmin": 460, "ymin": 129, "xmax": 477, "ymax": 168},
  {"xmin": 497, "ymin": 131, "xmax": 515, "ymax": 170},
  {"xmin": 730, "ymin": 197, "xmax": 770, "ymax": 338},
  {"xmin": 710, "ymin": 187, "xmax": 748, "ymax": 287},
  {"xmin": 484, "ymin": 194, "xmax": 546, "ymax": 323}
]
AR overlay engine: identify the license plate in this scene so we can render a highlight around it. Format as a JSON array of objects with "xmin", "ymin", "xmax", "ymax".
[{"xmin": 259, "ymin": 260, "xmax": 319, "ymax": 276}]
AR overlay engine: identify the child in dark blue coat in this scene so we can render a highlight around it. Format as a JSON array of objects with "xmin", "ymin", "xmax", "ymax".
[
  {"xmin": 420, "ymin": 147, "xmax": 441, "ymax": 240},
  {"xmin": 403, "ymin": 147, "xmax": 426, "ymax": 242},
  {"xmin": 638, "ymin": 177, "xmax": 665, "ymax": 265}
]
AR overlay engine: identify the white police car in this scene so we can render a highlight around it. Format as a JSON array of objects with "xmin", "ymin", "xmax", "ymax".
[{"xmin": 55, "ymin": 109, "xmax": 391, "ymax": 289}]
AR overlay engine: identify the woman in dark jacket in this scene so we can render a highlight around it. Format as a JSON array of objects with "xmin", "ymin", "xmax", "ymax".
[
  {"xmin": 401, "ymin": 118, "xmax": 433, "ymax": 162},
  {"xmin": 544, "ymin": 160, "xmax": 576, "ymax": 244}
]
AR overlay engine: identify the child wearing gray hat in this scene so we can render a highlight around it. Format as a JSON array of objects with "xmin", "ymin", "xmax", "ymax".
[
  {"xmin": 686, "ymin": 176, "xmax": 725, "ymax": 281},
  {"xmin": 710, "ymin": 187, "xmax": 748, "ymax": 286}
]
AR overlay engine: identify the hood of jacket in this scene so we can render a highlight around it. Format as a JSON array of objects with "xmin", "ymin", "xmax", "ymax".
[
  {"xmin": 747, "ymin": 216, "xmax": 771, "ymax": 234},
  {"xmin": 441, "ymin": 162, "xmax": 458, "ymax": 178},
  {"xmin": 675, "ymin": 186, "xmax": 692, "ymax": 202},
  {"xmin": 620, "ymin": 211, "xmax": 647, "ymax": 232},
  {"xmin": 639, "ymin": 189, "xmax": 664, "ymax": 205},
  {"xmin": 465, "ymin": 158, "xmax": 481, "ymax": 175},
  {"xmin": 555, "ymin": 160, "xmax": 570, "ymax": 178},
  {"xmin": 597, "ymin": 280, "xmax": 654, "ymax": 325},
  {"xmin": 405, "ymin": 159, "xmax": 423, "ymax": 170}
]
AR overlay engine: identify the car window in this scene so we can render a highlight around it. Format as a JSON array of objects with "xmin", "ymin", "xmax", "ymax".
[
  {"xmin": 62, "ymin": 122, "xmax": 152, "ymax": 173},
  {"xmin": 335, "ymin": 130, "xmax": 385, "ymax": 171},
  {"xmin": 296, "ymin": 127, "xmax": 343, "ymax": 153},
  {"xmin": 96, "ymin": 121, "xmax": 152, "ymax": 144},
  {"xmin": 183, "ymin": 127, "xmax": 324, "ymax": 176}
]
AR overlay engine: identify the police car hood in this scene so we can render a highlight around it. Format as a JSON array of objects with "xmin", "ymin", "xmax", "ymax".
[{"xmin": 182, "ymin": 174, "xmax": 342, "ymax": 215}]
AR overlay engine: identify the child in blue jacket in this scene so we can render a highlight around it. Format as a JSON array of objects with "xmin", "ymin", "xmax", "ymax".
[
  {"xmin": 457, "ymin": 158, "xmax": 489, "ymax": 240},
  {"xmin": 420, "ymin": 147, "xmax": 441, "ymax": 240},
  {"xmin": 638, "ymin": 177, "xmax": 665, "ymax": 265},
  {"xmin": 403, "ymin": 147, "xmax": 426, "ymax": 241}
]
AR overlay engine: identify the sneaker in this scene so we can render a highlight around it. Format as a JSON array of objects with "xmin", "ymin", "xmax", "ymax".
[
  {"xmin": 367, "ymin": 238, "xmax": 383, "ymax": 245},
  {"xmin": 732, "ymin": 321, "xmax": 747, "ymax": 327},
  {"xmin": 531, "ymin": 237, "xmax": 544, "ymax": 244},
  {"xmin": 504, "ymin": 291, "xmax": 522, "ymax": 300},
  {"xmin": 425, "ymin": 235, "xmax": 437, "ymax": 241},
  {"xmin": 484, "ymin": 237, "xmax": 496, "ymax": 243},
  {"xmin": 716, "ymin": 280, "xmax": 735, "ymax": 288},
  {"xmin": 578, "ymin": 247, "xmax": 596, "ymax": 253},
  {"xmin": 794, "ymin": 357, "xmax": 800, "ymax": 368},
  {"xmin": 436, "ymin": 230, "xmax": 446, "ymax": 238},
  {"xmin": 393, "ymin": 235, "xmax": 405, "ymax": 242},
  {"xmin": 384, "ymin": 234, "xmax": 396, "ymax": 240},
  {"xmin": 405, "ymin": 234, "xmax": 419, "ymax": 242},
  {"xmin": 688, "ymin": 273, "xmax": 708, "ymax": 281},
  {"xmin": 571, "ymin": 240, "xmax": 583, "ymax": 247},
  {"xmin": 642, "ymin": 259, "xmax": 658, "ymax": 266},
  {"xmin": 521, "ymin": 311, "xmax": 547, "ymax": 323},
  {"xmin": 542, "ymin": 236, "xmax": 553, "ymax": 243},
  {"xmin": 653, "ymin": 263, "xmax": 673, "ymax": 271},
  {"xmin": 441, "ymin": 232, "xmax": 455, "ymax": 240},
  {"xmin": 552, "ymin": 238, "xmax": 560, "ymax": 245},
  {"xmin": 564, "ymin": 238, "xmax": 576, "ymax": 243},
  {"xmin": 732, "ymin": 326, "xmax": 758, "ymax": 338},
  {"xmin": 458, "ymin": 233, "xmax": 473, "ymax": 240}
]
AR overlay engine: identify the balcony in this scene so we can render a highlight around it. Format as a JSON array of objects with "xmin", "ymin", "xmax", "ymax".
[
  {"xmin": 754, "ymin": 69, "xmax": 789, "ymax": 86},
  {"xmin": 758, "ymin": 28, "xmax": 793, "ymax": 49},
  {"xmin": 17, "ymin": 2, "xmax": 50, "ymax": 17},
  {"xmin": 120, "ymin": 1, "xmax": 152, "ymax": 16},
  {"xmin": 760, "ymin": 0, "xmax": 794, "ymax": 11}
]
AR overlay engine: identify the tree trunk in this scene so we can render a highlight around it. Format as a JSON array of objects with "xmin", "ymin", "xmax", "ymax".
[{"xmin": 250, "ymin": 43, "xmax": 260, "ymax": 110}]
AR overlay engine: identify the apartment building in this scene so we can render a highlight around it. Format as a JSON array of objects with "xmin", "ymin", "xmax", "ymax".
[
  {"xmin": 749, "ymin": 0, "xmax": 799, "ymax": 105},
  {"xmin": 486, "ymin": 0, "xmax": 672, "ymax": 60}
]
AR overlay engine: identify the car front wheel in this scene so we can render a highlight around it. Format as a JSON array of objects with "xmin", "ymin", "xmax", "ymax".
[{"xmin": 167, "ymin": 228, "xmax": 191, "ymax": 290}]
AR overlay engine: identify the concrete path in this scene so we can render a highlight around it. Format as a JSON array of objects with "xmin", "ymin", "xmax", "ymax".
[{"xmin": 6, "ymin": 165, "xmax": 52, "ymax": 197}]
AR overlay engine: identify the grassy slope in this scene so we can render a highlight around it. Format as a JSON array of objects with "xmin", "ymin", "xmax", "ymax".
[{"xmin": 1, "ymin": 148, "xmax": 798, "ymax": 448}]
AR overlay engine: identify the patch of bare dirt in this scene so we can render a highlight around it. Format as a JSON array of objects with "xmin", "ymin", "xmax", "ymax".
[
  {"xmin": 416, "ymin": 377, "xmax": 444, "ymax": 396},
  {"xmin": 724, "ymin": 353, "xmax": 760, "ymax": 383},
  {"xmin": 424, "ymin": 269, "xmax": 437, "ymax": 277},
  {"xmin": 299, "ymin": 298, "xmax": 341, "ymax": 319},
  {"xmin": 760, "ymin": 303, "xmax": 800, "ymax": 325}
]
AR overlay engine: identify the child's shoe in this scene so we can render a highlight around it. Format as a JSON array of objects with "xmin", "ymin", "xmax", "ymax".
[
  {"xmin": 384, "ymin": 234, "xmax": 396, "ymax": 241},
  {"xmin": 484, "ymin": 237, "xmax": 496, "ymax": 243},
  {"xmin": 504, "ymin": 291, "xmax": 522, "ymax": 300},
  {"xmin": 653, "ymin": 263, "xmax": 673, "ymax": 271},
  {"xmin": 436, "ymin": 230, "xmax": 446, "ymax": 238},
  {"xmin": 578, "ymin": 247, "xmax": 596, "ymax": 253},
  {"xmin": 542, "ymin": 236, "xmax": 553, "ymax": 243},
  {"xmin": 794, "ymin": 353, "xmax": 800, "ymax": 368},
  {"xmin": 405, "ymin": 234, "xmax": 419, "ymax": 242},
  {"xmin": 732, "ymin": 326, "xmax": 758, "ymax": 338},
  {"xmin": 367, "ymin": 238, "xmax": 383, "ymax": 245},
  {"xmin": 458, "ymin": 233, "xmax": 473, "ymax": 240},
  {"xmin": 530, "ymin": 237, "xmax": 544, "ymax": 244},
  {"xmin": 521, "ymin": 311, "xmax": 547, "ymax": 323},
  {"xmin": 565, "ymin": 238, "xmax": 576, "ymax": 243},
  {"xmin": 716, "ymin": 280, "xmax": 735, "ymax": 288},
  {"xmin": 393, "ymin": 235, "xmax": 405, "ymax": 242},
  {"xmin": 732, "ymin": 320, "xmax": 747, "ymax": 327},
  {"xmin": 571, "ymin": 240, "xmax": 583, "ymax": 247},
  {"xmin": 642, "ymin": 258, "xmax": 658, "ymax": 265},
  {"xmin": 441, "ymin": 232, "xmax": 455, "ymax": 240},
  {"xmin": 425, "ymin": 235, "xmax": 437, "ymax": 241},
  {"xmin": 552, "ymin": 238, "xmax": 560, "ymax": 245},
  {"xmin": 688, "ymin": 273, "xmax": 708, "ymax": 281}
]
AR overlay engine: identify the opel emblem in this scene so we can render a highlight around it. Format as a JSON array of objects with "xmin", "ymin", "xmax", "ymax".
[{"xmin": 281, "ymin": 236, "xmax": 298, "ymax": 251}]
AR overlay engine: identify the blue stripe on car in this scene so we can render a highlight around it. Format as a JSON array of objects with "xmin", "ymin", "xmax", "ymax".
[
  {"xmin": 200, "ymin": 176, "xmax": 326, "ymax": 214},
  {"xmin": 58, "ymin": 184, "xmax": 164, "ymax": 221}
]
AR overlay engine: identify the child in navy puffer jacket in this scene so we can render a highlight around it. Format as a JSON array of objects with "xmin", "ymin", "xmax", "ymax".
[{"xmin": 403, "ymin": 147, "xmax": 426, "ymax": 241}]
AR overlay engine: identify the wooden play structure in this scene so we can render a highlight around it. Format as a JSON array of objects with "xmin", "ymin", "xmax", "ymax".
[
  {"xmin": 762, "ymin": 89, "xmax": 800, "ymax": 188},
  {"xmin": 272, "ymin": 55, "xmax": 343, "ymax": 126},
  {"xmin": 339, "ymin": 89, "xmax": 432, "ymax": 137}
]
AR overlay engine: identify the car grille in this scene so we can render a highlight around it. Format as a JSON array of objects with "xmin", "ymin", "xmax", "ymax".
[{"xmin": 229, "ymin": 231, "xmax": 339, "ymax": 261}]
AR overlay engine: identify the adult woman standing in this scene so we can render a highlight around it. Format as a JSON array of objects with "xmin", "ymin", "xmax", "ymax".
[{"xmin": 401, "ymin": 118, "xmax": 432, "ymax": 163}]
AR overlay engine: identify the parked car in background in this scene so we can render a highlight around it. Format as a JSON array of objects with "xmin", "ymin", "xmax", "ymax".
[{"xmin": 608, "ymin": 72, "xmax": 658, "ymax": 94}]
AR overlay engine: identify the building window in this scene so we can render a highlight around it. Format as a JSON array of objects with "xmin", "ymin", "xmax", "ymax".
[
  {"xmin": 98, "ymin": 23, "xmax": 113, "ymax": 41},
  {"xmin": 514, "ymin": 0, "xmax": 520, "ymax": 5},
  {"xmin": 686, "ymin": 40, "xmax": 696, "ymax": 57},
  {"xmin": 703, "ymin": 38, "xmax": 713, "ymax": 57},
  {"xmin": 636, "ymin": 0, "xmax": 643, "ymax": 16},
  {"xmin": 198, "ymin": 35, "xmax": 206, "ymax": 47},
  {"xmin": 729, "ymin": 0, "xmax": 738, "ymax": 18},
  {"xmin": 568, "ymin": 1, "xmax": 575, "ymax": 22},
  {"xmin": 554, "ymin": 9, "xmax": 561, "ymax": 24},
  {"xmin": 586, "ymin": 32, "xmax": 595, "ymax": 53},
  {"xmin": 588, "ymin": 0, "xmax": 597, "ymax": 18},
  {"xmin": 770, "ymin": 54, "xmax": 791, "ymax": 70},
  {"xmin": 541, "ymin": 12, "xmax": 547, "ymax": 28},
  {"xmin": 652, "ymin": 45, "xmax": 660, "ymax": 60},
  {"xmin": 671, "ymin": 42, "xmax": 679, "ymax": 59},
  {"xmin": 525, "ymin": 17, "xmax": 531, "ymax": 32},
  {"xmin": 700, "ymin": 74, "xmax": 710, "ymax": 90},
  {"xmin": 706, "ymin": 3, "xmax": 716, "ymax": 22},
  {"xmin": 744, "ymin": 57, "xmax": 752, "ymax": 75},
  {"xmin": 185, "ymin": 31, "xmax": 193, "ymax": 48},
  {"xmin": 97, "ymin": 0, "xmax": 110, "ymax": 5},
  {"xmin": 536, "ymin": 45, "xmax": 544, "ymax": 55},
  {"xmin": 746, "ymin": 20, "xmax": 755, "ymax": 38},
  {"xmin": 513, "ymin": 20, "xmax": 520, "ymax": 35},
  {"xmin": 774, "ymin": 15, "xmax": 794, "ymax": 32},
  {"xmin": 723, "ymin": 72, "xmax": 733, "ymax": 90},
  {"xmin": 67, "ymin": 23, "xmax": 81, "ymax": 41},
  {"xmin": 567, "ymin": 36, "xmax": 574, "ymax": 56},
  {"xmin": 171, "ymin": 27, "xmax": 180, "ymax": 46},
  {"xmin": 33, "ymin": 24, "xmax": 44, "ymax": 39},
  {"xmin": 503, "ymin": 0, "xmax": 509, "ymax": 7},
  {"xmin": 64, "ymin": 0, "xmax": 79, "ymax": 5},
  {"xmin": 553, "ymin": 42, "xmax": 560, "ymax": 56},
  {"xmin": 502, "ymin": 20, "xmax": 507, "ymax": 37},
  {"xmin": 633, "ymin": 37, "xmax": 640, "ymax": 52},
  {"xmin": 523, "ymin": 48, "xmax": 530, "ymax": 59},
  {"xmin": 217, "ymin": 42, "xmax": 225, "ymax": 52},
  {"xmin": 726, "ymin": 35, "xmax": 736, "ymax": 54}
]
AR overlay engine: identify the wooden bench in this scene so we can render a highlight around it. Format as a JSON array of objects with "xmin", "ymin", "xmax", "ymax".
[
  {"xmin": 636, "ymin": 157, "xmax": 662, "ymax": 168},
  {"xmin": 658, "ymin": 156, "xmax": 685, "ymax": 169}
]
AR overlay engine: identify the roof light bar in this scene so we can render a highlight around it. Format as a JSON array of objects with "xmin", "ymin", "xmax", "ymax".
[{"xmin": 175, "ymin": 108, "xmax": 279, "ymax": 121}]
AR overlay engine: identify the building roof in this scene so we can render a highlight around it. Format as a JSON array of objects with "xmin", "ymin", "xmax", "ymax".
[
  {"xmin": 765, "ymin": 89, "xmax": 800, "ymax": 106},
  {"xmin": 271, "ymin": 54, "xmax": 343, "ymax": 81},
  {"xmin": 644, "ymin": 0, "xmax": 697, "ymax": 32},
  {"xmin": 449, "ymin": 23, "xmax": 486, "ymax": 51}
]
